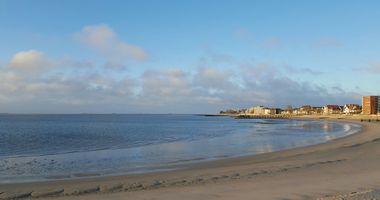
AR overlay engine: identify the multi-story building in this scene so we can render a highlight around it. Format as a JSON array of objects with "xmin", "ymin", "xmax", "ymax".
[{"xmin": 362, "ymin": 96, "xmax": 379, "ymax": 115}]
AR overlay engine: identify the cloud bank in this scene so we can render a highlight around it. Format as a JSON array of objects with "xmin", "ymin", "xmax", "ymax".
[
  {"xmin": 0, "ymin": 49, "xmax": 361, "ymax": 114},
  {"xmin": 0, "ymin": 25, "xmax": 363, "ymax": 113}
]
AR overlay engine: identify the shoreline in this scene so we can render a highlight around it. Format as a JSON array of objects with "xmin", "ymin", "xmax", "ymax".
[
  {"xmin": 1, "ymin": 116, "xmax": 380, "ymax": 199},
  {"xmin": 0, "ymin": 116, "xmax": 359, "ymax": 184}
]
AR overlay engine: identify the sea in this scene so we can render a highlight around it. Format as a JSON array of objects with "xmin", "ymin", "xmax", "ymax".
[{"xmin": 0, "ymin": 114, "xmax": 361, "ymax": 183}]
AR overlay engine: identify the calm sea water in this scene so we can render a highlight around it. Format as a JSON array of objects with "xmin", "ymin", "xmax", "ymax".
[{"xmin": 0, "ymin": 114, "xmax": 361, "ymax": 183}]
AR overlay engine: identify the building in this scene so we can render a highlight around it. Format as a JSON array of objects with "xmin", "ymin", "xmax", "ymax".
[
  {"xmin": 253, "ymin": 106, "xmax": 265, "ymax": 115},
  {"xmin": 362, "ymin": 96, "xmax": 379, "ymax": 115},
  {"xmin": 323, "ymin": 105, "xmax": 343, "ymax": 115},
  {"xmin": 244, "ymin": 106, "xmax": 280, "ymax": 115},
  {"xmin": 274, "ymin": 108, "xmax": 283, "ymax": 114},
  {"xmin": 294, "ymin": 105, "xmax": 312, "ymax": 115},
  {"xmin": 264, "ymin": 108, "xmax": 276, "ymax": 115},
  {"xmin": 281, "ymin": 109, "xmax": 292, "ymax": 115},
  {"xmin": 343, "ymin": 104, "xmax": 361, "ymax": 114},
  {"xmin": 245, "ymin": 107, "xmax": 254, "ymax": 114},
  {"xmin": 292, "ymin": 108, "xmax": 301, "ymax": 115},
  {"xmin": 299, "ymin": 105, "xmax": 312, "ymax": 115},
  {"xmin": 311, "ymin": 107, "xmax": 323, "ymax": 115},
  {"xmin": 238, "ymin": 108, "xmax": 247, "ymax": 114}
]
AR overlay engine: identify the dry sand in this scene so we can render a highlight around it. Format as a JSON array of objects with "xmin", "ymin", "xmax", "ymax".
[{"xmin": 1, "ymin": 115, "xmax": 380, "ymax": 200}]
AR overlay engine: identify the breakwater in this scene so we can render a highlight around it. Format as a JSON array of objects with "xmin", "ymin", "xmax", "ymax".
[{"xmin": 235, "ymin": 115, "xmax": 291, "ymax": 119}]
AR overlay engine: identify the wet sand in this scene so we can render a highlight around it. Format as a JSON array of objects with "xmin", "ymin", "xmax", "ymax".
[{"xmin": 1, "ymin": 116, "xmax": 380, "ymax": 200}]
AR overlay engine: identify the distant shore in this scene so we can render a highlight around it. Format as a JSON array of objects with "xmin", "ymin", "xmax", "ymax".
[
  {"xmin": 202, "ymin": 113, "xmax": 380, "ymax": 119},
  {"xmin": 1, "ymin": 115, "xmax": 380, "ymax": 200}
]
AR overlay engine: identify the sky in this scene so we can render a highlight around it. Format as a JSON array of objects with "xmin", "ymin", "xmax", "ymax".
[{"xmin": 0, "ymin": 0, "xmax": 380, "ymax": 114}]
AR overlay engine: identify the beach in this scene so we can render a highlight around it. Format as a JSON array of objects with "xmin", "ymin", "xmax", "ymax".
[{"xmin": 1, "ymin": 116, "xmax": 380, "ymax": 200}]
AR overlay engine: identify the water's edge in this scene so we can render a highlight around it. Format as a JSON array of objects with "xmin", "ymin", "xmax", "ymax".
[{"xmin": 0, "ymin": 116, "xmax": 362, "ymax": 184}]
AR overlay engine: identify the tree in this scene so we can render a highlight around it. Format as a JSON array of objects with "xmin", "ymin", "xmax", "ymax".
[{"xmin": 286, "ymin": 105, "xmax": 293, "ymax": 114}]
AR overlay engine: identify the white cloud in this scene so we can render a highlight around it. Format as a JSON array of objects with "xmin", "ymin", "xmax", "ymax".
[
  {"xmin": 0, "ymin": 50, "xmax": 363, "ymax": 113},
  {"xmin": 194, "ymin": 67, "xmax": 235, "ymax": 91},
  {"xmin": 76, "ymin": 24, "xmax": 148, "ymax": 64},
  {"xmin": 8, "ymin": 50, "xmax": 53, "ymax": 74},
  {"xmin": 140, "ymin": 68, "xmax": 192, "ymax": 98},
  {"xmin": 0, "ymin": 50, "xmax": 138, "ymax": 111}
]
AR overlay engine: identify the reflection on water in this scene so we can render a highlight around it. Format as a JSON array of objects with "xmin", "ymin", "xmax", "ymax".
[{"xmin": 0, "ymin": 115, "xmax": 361, "ymax": 183}]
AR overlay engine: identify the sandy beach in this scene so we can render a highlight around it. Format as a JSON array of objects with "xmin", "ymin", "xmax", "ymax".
[{"xmin": 1, "ymin": 116, "xmax": 380, "ymax": 200}]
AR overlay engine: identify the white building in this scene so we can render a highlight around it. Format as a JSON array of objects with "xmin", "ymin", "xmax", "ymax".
[
  {"xmin": 264, "ymin": 108, "xmax": 276, "ymax": 115},
  {"xmin": 253, "ymin": 106, "xmax": 265, "ymax": 115},
  {"xmin": 246, "ymin": 107, "xmax": 255, "ymax": 114},
  {"xmin": 343, "ymin": 104, "xmax": 361, "ymax": 114}
]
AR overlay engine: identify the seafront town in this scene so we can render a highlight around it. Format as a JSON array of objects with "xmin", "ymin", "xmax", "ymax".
[{"xmin": 220, "ymin": 96, "xmax": 380, "ymax": 116}]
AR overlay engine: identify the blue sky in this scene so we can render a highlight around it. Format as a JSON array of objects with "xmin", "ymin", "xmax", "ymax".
[{"xmin": 0, "ymin": 0, "xmax": 379, "ymax": 113}]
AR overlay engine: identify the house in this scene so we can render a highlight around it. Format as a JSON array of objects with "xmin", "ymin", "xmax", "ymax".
[
  {"xmin": 274, "ymin": 108, "xmax": 283, "ymax": 114},
  {"xmin": 300, "ymin": 105, "xmax": 312, "ymax": 115},
  {"xmin": 292, "ymin": 108, "xmax": 301, "ymax": 115},
  {"xmin": 311, "ymin": 107, "xmax": 323, "ymax": 115},
  {"xmin": 281, "ymin": 109, "xmax": 293, "ymax": 115},
  {"xmin": 264, "ymin": 108, "xmax": 276, "ymax": 115},
  {"xmin": 253, "ymin": 106, "xmax": 266, "ymax": 115},
  {"xmin": 246, "ymin": 107, "xmax": 255, "ymax": 114},
  {"xmin": 323, "ymin": 105, "xmax": 343, "ymax": 115},
  {"xmin": 238, "ymin": 108, "xmax": 247, "ymax": 114},
  {"xmin": 343, "ymin": 104, "xmax": 361, "ymax": 114}
]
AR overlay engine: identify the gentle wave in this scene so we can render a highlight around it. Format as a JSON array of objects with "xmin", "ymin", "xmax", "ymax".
[{"xmin": 0, "ymin": 114, "xmax": 361, "ymax": 183}]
